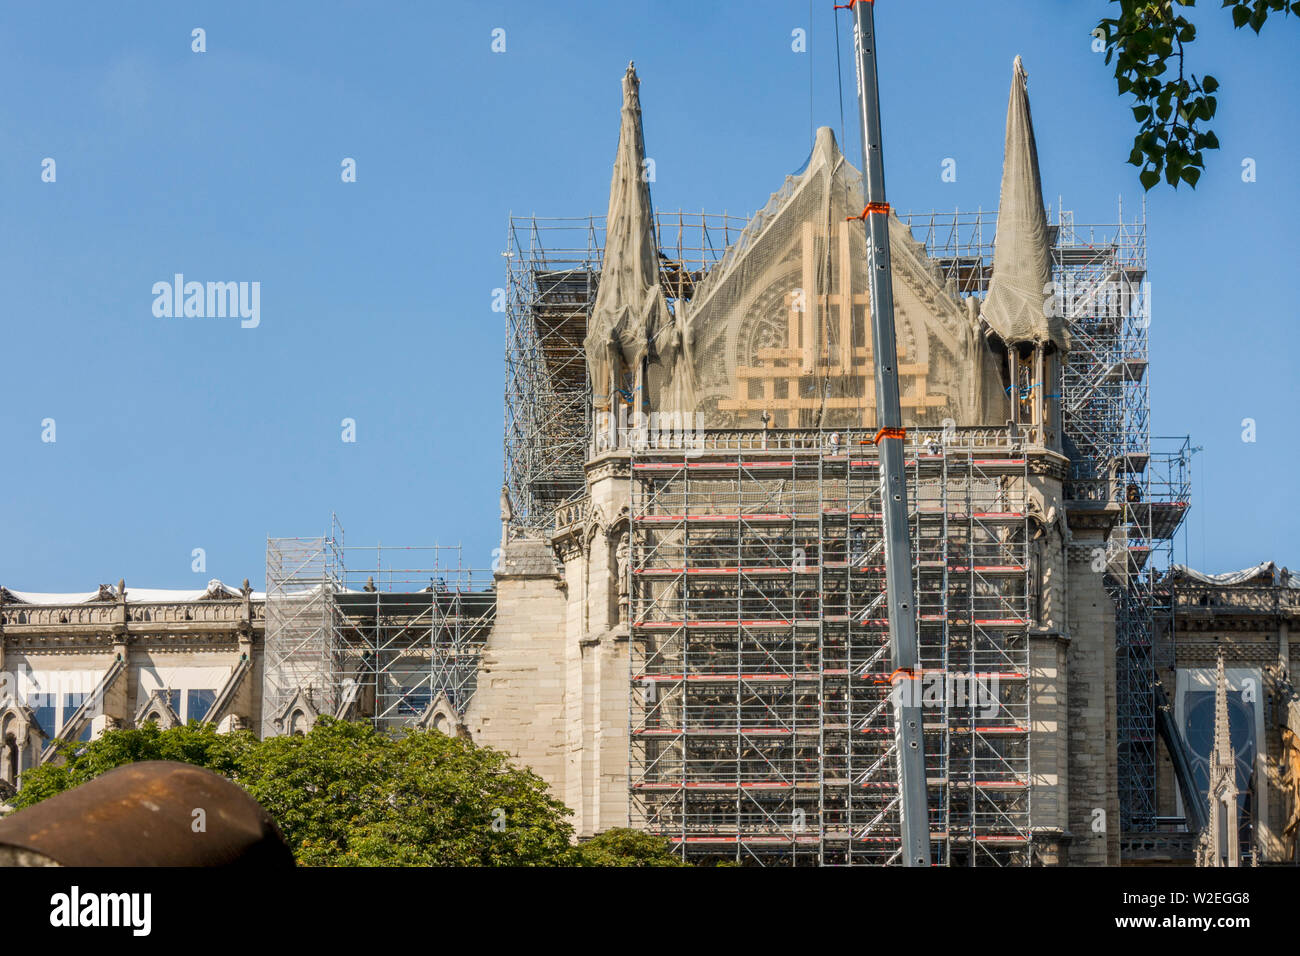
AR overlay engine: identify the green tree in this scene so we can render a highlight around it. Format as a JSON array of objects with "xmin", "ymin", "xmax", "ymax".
[
  {"xmin": 1097, "ymin": 0, "xmax": 1298, "ymax": 189},
  {"xmin": 239, "ymin": 718, "xmax": 578, "ymax": 866},
  {"xmin": 10, "ymin": 717, "xmax": 683, "ymax": 867},
  {"xmin": 569, "ymin": 828, "xmax": 687, "ymax": 867},
  {"xmin": 10, "ymin": 721, "xmax": 255, "ymax": 810}
]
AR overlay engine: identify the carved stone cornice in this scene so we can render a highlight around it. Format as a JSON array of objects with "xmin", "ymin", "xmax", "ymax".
[
  {"xmin": 1064, "ymin": 500, "xmax": 1122, "ymax": 537},
  {"xmin": 1176, "ymin": 616, "xmax": 1291, "ymax": 634},
  {"xmin": 1025, "ymin": 448, "xmax": 1069, "ymax": 481},
  {"xmin": 585, "ymin": 450, "xmax": 632, "ymax": 484},
  {"xmin": 1028, "ymin": 626, "xmax": 1071, "ymax": 648},
  {"xmin": 552, "ymin": 533, "xmax": 582, "ymax": 563},
  {"xmin": 5, "ymin": 628, "xmax": 256, "ymax": 653},
  {"xmin": 1171, "ymin": 640, "xmax": 1282, "ymax": 666},
  {"xmin": 1, "ymin": 599, "xmax": 265, "ymax": 630}
]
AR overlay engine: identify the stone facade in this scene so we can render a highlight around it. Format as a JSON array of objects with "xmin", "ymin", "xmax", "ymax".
[
  {"xmin": 463, "ymin": 538, "xmax": 568, "ymax": 801},
  {"xmin": 0, "ymin": 581, "xmax": 262, "ymax": 793},
  {"xmin": 462, "ymin": 56, "xmax": 1127, "ymax": 862},
  {"xmin": 1148, "ymin": 565, "xmax": 1300, "ymax": 864}
]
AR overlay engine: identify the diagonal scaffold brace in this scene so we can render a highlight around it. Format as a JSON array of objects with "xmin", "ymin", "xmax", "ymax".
[{"xmin": 842, "ymin": 0, "xmax": 931, "ymax": 867}]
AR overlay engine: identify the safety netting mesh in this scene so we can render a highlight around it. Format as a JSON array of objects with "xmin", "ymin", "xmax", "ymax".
[{"xmin": 676, "ymin": 127, "xmax": 1006, "ymax": 429}]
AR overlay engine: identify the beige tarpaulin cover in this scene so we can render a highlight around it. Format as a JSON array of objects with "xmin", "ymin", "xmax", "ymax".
[
  {"xmin": 582, "ymin": 61, "xmax": 1059, "ymax": 428},
  {"xmin": 584, "ymin": 62, "xmax": 695, "ymax": 414},
  {"xmin": 981, "ymin": 57, "xmax": 1069, "ymax": 352},
  {"xmin": 679, "ymin": 126, "xmax": 1007, "ymax": 428},
  {"xmin": 1168, "ymin": 562, "xmax": 1298, "ymax": 587}
]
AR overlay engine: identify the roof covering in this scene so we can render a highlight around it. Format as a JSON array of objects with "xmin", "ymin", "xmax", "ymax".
[
  {"xmin": 1168, "ymin": 562, "xmax": 1298, "ymax": 588},
  {"xmin": 0, "ymin": 579, "xmax": 263, "ymax": 604}
]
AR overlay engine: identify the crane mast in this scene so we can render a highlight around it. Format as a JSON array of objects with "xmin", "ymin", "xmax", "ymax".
[{"xmin": 846, "ymin": 0, "xmax": 931, "ymax": 867}]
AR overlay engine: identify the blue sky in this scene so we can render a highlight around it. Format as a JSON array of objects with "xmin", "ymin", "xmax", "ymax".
[{"xmin": 1, "ymin": 1, "xmax": 1296, "ymax": 589}]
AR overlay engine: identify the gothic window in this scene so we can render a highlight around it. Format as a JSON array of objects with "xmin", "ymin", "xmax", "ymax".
[
  {"xmin": 186, "ymin": 689, "xmax": 217, "ymax": 723},
  {"xmin": 62, "ymin": 692, "xmax": 91, "ymax": 742},
  {"xmin": 1180, "ymin": 669, "xmax": 1260, "ymax": 851},
  {"xmin": 31, "ymin": 699, "xmax": 55, "ymax": 742}
]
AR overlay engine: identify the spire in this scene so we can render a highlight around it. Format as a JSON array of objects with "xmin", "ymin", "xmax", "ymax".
[
  {"xmin": 981, "ymin": 57, "xmax": 1068, "ymax": 351},
  {"xmin": 1202, "ymin": 652, "xmax": 1241, "ymax": 866},
  {"xmin": 584, "ymin": 62, "xmax": 669, "ymax": 416},
  {"xmin": 1211, "ymin": 653, "xmax": 1235, "ymax": 786},
  {"xmin": 599, "ymin": 61, "xmax": 660, "ymax": 301}
]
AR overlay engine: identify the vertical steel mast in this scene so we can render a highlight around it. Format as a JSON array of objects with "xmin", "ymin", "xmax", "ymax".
[{"xmin": 846, "ymin": 0, "xmax": 930, "ymax": 866}]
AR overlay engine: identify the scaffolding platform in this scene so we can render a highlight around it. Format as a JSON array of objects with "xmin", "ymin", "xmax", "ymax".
[
  {"xmin": 629, "ymin": 436, "xmax": 1032, "ymax": 866},
  {"xmin": 264, "ymin": 520, "xmax": 496, "ymax": 736},
  {"xmin": 505, "ymin": 212, "xmax": 746, "ymax": 537},
  {"xmin": 903, "ymin": 203, "xmax": 1191, "ymax": 834}
]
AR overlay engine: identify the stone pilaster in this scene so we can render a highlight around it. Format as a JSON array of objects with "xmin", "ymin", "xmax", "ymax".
[
  {"xmin": 1064, "ymin": 500, "xmax": 1121, "ymax": 865},
  {"xmin": 463, "ymin": 537, "xmax": 568, "ymax": 805}
]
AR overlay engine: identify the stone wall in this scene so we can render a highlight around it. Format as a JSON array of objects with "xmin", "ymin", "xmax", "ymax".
[
  {"xmin": 463, "ymin": 537, "xmax": 569, "ymax": 803},
  {"xmin": 1064, "ymin": 510, "xmax": 1121, "ymax": 865}
]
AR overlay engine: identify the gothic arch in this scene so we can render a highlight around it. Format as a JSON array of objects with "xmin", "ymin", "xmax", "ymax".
[
  {"xmin": 134, "ymin": 690, "xmax": 181, "ymax": 730},
  {"xmin": 273, "ymin": 687, "xmax": 319, "ymax": 737},
  {"xmin": 416, "ymin": 691, "xmax": 463, "ymax": 737},
  {"xmin": 0, "ymin": 696, "xmax": 47, "ymax": 785}
]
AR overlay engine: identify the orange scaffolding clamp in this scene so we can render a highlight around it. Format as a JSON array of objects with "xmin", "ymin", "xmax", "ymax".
[{"xmin": 847, "ymin": 201, "xmax": 891, "ymax": 222}]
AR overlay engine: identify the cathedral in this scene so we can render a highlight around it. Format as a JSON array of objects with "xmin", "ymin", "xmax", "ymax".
[{"xmin": 3, "ymin": 59, "xmax": 1298, "ymax": 867}]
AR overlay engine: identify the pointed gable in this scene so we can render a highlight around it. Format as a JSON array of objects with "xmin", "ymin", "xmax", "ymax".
[
  {"xmin": 681, "ymin": 126, "xmax": 1004, "ymax": 428},
  {"xmin": 134, "ymin": 690, "xmax": 181, "ymax": 730}
]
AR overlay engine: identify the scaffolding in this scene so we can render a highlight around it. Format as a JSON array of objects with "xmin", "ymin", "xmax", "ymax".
[
  {"xmin": 500, "ymin": 199, "xmax": 1185, "ymax": 858},
  {"xmin": 503, "ymin": 212, "xmax": 746, "ymax": 537},
  {"xmin": 264, "ymin": 519, "xmax": 495, "ymax": 737},
  {"xmin": 262, "ymin": 519, "xmax": 344, "ymax": 739},
  {"xmin": 1108, "ymin": 436, "xmax": 1192, "ymax": 827},
  {"xmin": 628, "ymin": 430, "xmax": 1031, "ymax": 865},
  {"xmin": 903, "ymin": 202, "xmax": 1190, "ymax": 832}
]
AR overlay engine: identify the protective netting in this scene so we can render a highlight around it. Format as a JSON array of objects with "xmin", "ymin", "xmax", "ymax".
[
  {"xmin": 584, "ymin": 62, "xmax": 695, "ymax": 416},
  {"xmin": 675, "ymin": 126, "xmax": 1008, "ymax": 429},
  {"xmin": 980, "ymin": 57, "xmax": 1069, "ymax": 351}
]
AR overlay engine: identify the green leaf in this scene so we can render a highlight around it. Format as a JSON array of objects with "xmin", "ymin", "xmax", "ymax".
[
  {"xmin": 1140, "ymin": 168, "xmax": 1161, "ymax": 190},
  {"xmin": 1202, "ymin": 74, "xmax": 1219, "ymax": 93},
  {"xmin": 7, "ymin": 719, "xmax": 681, "ymax": 868}
]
